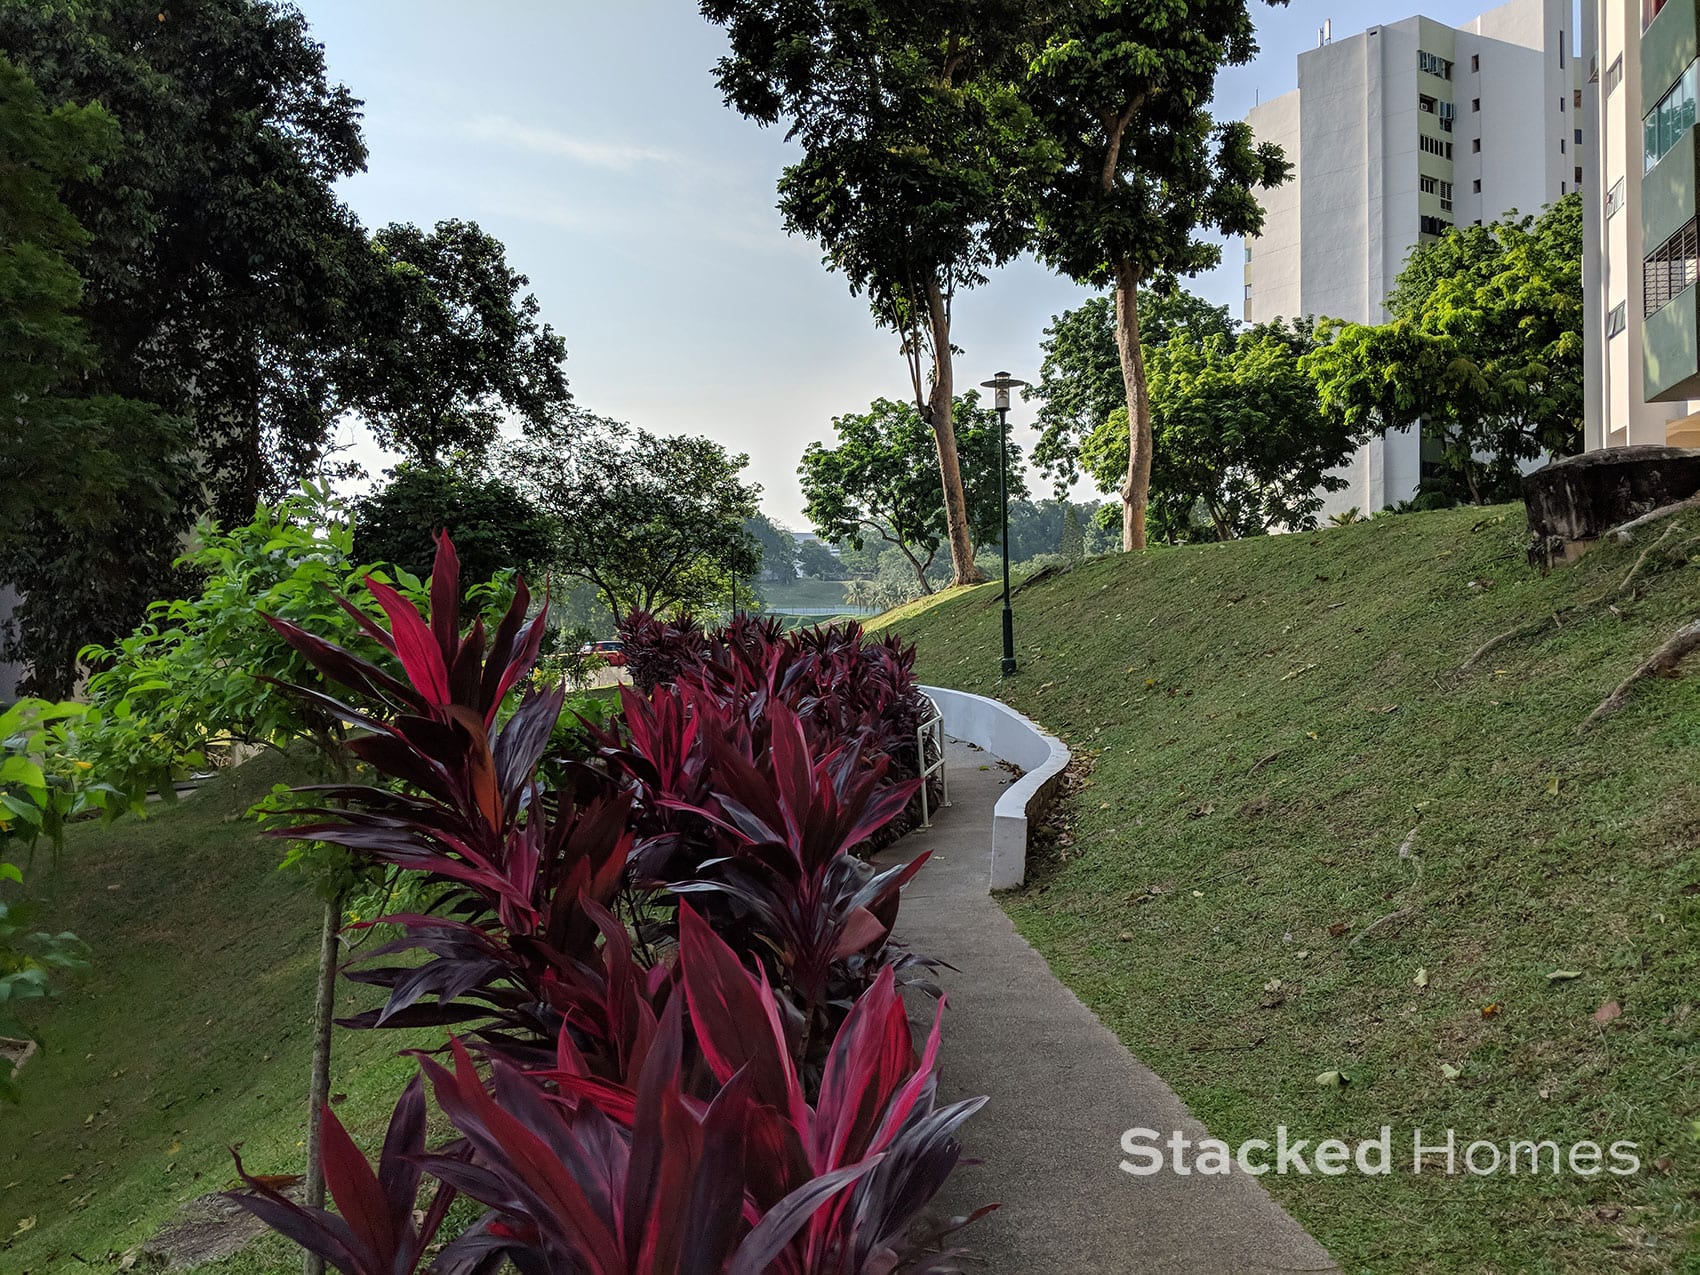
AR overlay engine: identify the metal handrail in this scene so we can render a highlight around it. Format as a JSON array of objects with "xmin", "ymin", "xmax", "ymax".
[{"xmin": 915, "ymin": 693, "xmax": 949, "ymax": 827}]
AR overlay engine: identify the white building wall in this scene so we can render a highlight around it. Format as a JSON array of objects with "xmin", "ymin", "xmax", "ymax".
[
  {"xmin": 1245, "ymin": 0, "xmax": 1576, "ymax": 518},
  {"xmin": 1585, "ymin": 0, "xmax": 1700, "ymax": 449}
]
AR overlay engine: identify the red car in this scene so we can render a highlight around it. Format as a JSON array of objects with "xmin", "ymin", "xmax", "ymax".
[{"xmin": 578, "ymin": 639, "xmax": 626, "ymax": 667}]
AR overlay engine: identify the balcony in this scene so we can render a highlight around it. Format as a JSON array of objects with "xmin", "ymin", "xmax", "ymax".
[
  {"xmin": 1644, "ymin": 281, "xmax": 1700, "ymax": 401},
  {"xmin": 1644, "ymin": 127, "xmax": 1699, "ymax": 250},
  {"xmin": 1643, "ymin": 0, "xmax": 1697, "ymax": 107}
]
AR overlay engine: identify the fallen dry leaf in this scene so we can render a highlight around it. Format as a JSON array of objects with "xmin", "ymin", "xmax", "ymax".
[
  {"xmin": 1480, "ymin": 1003, "xmax": 1502, "ymax": 1019},
  {"xmin": 1593, "ymin": 1000, "xmax": 1622, "ymax": 1025}
]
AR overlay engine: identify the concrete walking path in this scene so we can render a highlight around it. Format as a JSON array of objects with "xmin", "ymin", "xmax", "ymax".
[{"xmin": 877, "ymin": 741, "xmax": 1338, "ymax": 1275}]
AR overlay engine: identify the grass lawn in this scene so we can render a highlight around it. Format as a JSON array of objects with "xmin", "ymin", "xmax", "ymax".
[
  {"xmin": 880, "ymin": 504, "xmax": 1700, "ymax": 1272},
  {"xmin": 1, "ymin": 752, "xmax": 431, "ymax": 1273}
]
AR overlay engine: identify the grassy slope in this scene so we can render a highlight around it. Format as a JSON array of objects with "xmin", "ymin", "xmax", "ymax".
[
  {"xmin": 879, "ymin": 504, "xmax": 1700, "ymax": 1273},
  {"xmin": 1, "ymin": 753, "xmax": 426, "ymax": 1273}
]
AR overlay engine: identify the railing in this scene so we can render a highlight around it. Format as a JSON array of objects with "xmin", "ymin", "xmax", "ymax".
[{"xmin": 915, "ymin": 692, "xmax": 950, "ymax": 828}]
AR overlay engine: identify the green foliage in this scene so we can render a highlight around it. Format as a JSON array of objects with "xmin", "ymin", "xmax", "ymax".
[
  {"xmin": 0, "ymin": 54, "xmax": 190, "ymax": 696},
  {"xmin": 1019, "ymin": 0, "xmax": 1289, "ymax": 546},
  {"xmin": 0, "ymin": 2, "xmax": 379, "ymax": 693},
  {"xmin": 795, "ymin": 536, "xmax": 846, "ymax": 581},
  {"xmin": 0, "ymin": 697, "xmax": 101, "ymax": 1084},
  {"xmin": 352, "ymin": 460, "xmax": 556, "ymax": 588},
  {"xmin": 510, "ymin": 415, "xmax": 762, "ymax": 618},
  {"xmin": 801, "ymin": 394, "xmax": 1026, "ymax": 594},
  {"xmin": 745, "ymin": 511, "xmax": 798, "ymax": 582},
  {"xmin": 1305, "ymin": 195, "xmax": 1584, "ymax": 505},
  {"xmin": 1022, "ymin": 3, "xmax": 1288, "ymax": 289},
  {"xmin": 76, "ymin": 484, "xmax": 432, "ymax": 812},
  {"xmin": 349, "ymin": 220, "xmax": 573, "ymax": 463},
  {"xmin": 1079, "ymin": 319, "xmax": 1358, "ymax": 541},
  {"xmin": 1029, "ymin": 288, "xmax": 1238, "ymax": 489}
]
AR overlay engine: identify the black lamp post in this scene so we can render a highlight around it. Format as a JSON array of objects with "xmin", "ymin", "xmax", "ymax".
[{"xmin": 980, "ymin": 371, "xmax": 1027, "ymax": 678}]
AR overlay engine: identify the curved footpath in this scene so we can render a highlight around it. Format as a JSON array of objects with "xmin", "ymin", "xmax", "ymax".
[{"xmin": 877, "ymin": 740, "xmax": 1337, "ymax": 1274}]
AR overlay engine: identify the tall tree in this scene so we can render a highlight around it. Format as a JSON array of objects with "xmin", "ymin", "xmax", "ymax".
[
  {"xmin": 508, "ymin": 416, "xmax": 761, "ymax": 619},
  {"xmin": 1078, "ymin": 319, "xmax": 1358, "ymax": 541},
  {"xmin": 348, "ymin": 220, "xmax": 572, "ymax": 463},
  {"xmin": 1022, "ymin": 1, "xmax": 1289, "ymax": 549},
  {"xmin": 702, "ymin": 0, "xmax": 1046, "ymax": 586},
  {"xmin": 1029, "ymin": 287, "xmax": 1236, "ymax": 491},
  {"xmin": 743, "ymin": 512, "xmax": 798, "ymax": 582},
  {"xmin": 0, "ymin": 0, "xmax": 375, "ymax": 691},
  {"xmin": 799, "ymin": 394, "xmax": 1025, "ymax": 595},
  {"xmin": 0, "ymin": 56, "xmax": 189, "ymax": 695},
  {"xmin": 1305, "ymin": 196, "xmax": 1584, "ymax": 505}
]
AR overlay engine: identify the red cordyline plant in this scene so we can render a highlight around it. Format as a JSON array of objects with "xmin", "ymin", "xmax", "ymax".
[
  {"xmin": 232, "ymin": 904, "xmax": 990, "ymax": 1274},
  {"xmin": 261, "ymin": 533, "xmax": 661, "ymax": 1070}
]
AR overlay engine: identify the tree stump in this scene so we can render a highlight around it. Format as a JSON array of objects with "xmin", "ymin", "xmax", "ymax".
[{"xmin": 1524, "ymin": 446, "xmax": 1700, "ymax": 566}]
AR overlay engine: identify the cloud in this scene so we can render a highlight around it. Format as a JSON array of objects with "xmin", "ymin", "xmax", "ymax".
[{"xmin": 461, "ymin": 115, "xmax": 685, "ymax": 171}]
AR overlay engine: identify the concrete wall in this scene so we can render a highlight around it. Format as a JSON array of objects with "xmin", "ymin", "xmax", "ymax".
[{"xmin": 919, "ymin": 685, "xmax": 1070, "ymax": 892}]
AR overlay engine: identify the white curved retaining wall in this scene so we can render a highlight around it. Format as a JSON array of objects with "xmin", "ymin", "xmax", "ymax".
[{"xmin": 919, "ymin": 685, "xmax": 1071, "ymax": 891}]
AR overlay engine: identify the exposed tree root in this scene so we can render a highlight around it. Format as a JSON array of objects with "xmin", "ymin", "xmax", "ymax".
[
  {"xmin": 1606, "ymin": 492, "xmax": 1700, "ymax": 542},
  {"xmin": 1619, "ymin": 523, "xmax": 1679, "ymax": 594},
  {"xmin": 1579, "ymin": 618, "xmax": 1700, "ymax": 732},
  {"xmin": 1458, "ymin": 618, "xmax": 1555, "ymax": 672}
]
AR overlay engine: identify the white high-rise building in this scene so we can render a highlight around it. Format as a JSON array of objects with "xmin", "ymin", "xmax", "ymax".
[
  {"xmin": 1244, "ymin": 0, "xmax": 1581, "ymax": 518},
  {"xmin": 1583, "ymin": 0, "xmax": 1700, "ymax": 450}
]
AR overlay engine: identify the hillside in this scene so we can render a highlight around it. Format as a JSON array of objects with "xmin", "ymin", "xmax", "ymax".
[
  {"xmin": 0, "ymin": 753, "xmax": 429, "ymax": 1274},
  {"xmin": 880, "ymin": 504, "xmax": 1700, "ymax": 1273}
]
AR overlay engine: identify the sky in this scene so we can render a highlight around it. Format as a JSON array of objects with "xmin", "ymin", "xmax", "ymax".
[{"xmin": 299, "ymin": 0, "xmax": 1547, "ymax": 526}]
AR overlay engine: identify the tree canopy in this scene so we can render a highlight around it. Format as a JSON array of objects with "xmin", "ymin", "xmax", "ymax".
[
  {"xmin": 509, "ymin": 416, "xmax": 761, "ymax": 619},
  {"xmin": 1029, "ymin": 286, "xmax": 1236, "ymax": 492},
  {"xmin": 347, "ymin": 220, "xmax": 572, "ymax": 463},
  {"xmin": 1304, "ymin": 195, "xmax": 1584, "ymax": 505},
  {"xmin": 1079, "ymin": 319, "xmax": 1357, "ymax": 541},
  {"xmin": 352, "ymin": 462, "xmax": 557, "ymax": 590},
  {"xmin": 799, "ymin": 393, "xmax": 1025, "ymax": 595},
  {"xmin": 1020, "ymin": 0, "xmax": 1290, "ymax": 548}
]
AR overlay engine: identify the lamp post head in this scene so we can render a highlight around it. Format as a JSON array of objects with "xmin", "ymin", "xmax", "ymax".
[{"xmin": 980, "ymin": 371, "xmax": 1028, "ymax": 413}]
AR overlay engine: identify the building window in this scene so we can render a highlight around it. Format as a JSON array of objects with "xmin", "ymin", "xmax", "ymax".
[
  {"xmin": 1576, "ymin": 165, "xmax": 1584, "ymax": 185},
  {"xmin": 1606, "ymin": 55, "xmax": 1624, "ymax": 95},
  {"xmin": 1419, "ymin": 50, "xmax": 1453, "ymax": 79},
  {"xmin": 1644, "ymin": 62, "xmax": 1699, "ymax": 172},
  {"xmin": 1607, "ymin": 177, "xmax": 1626, "ymax": 216},
  {"xmin": 1472, "ymin": 97, "xmax": 1481, "ymax": 112},
  {"xmin": 1644, "ymin": 218, "xmax": 1700, "ymax": 316},
  {"xmin": 1438, "ymin": 100, "xmax": 1455, "ymax": 132},
  {"xmin": 1420, "ymin": 174, "xmax": 1438, "ymax": 195},
  {"xmin": 1608, "ymin": 301, "xmax": 1628, "ymax": 337},
  {"xmin": 1419, "ymin": 94, "xmax": 1436, "ymax": 114},
  {"xmin": 1472, "ymin": 137, "xmax": 1482, "ymax": 153},
  {"xmin": 1575, "ymin": 128, "xmax": 1583, "ymax": 145},
  {"xmin": 1420, "ymin": 135, "xmax": 1454, "ymax": 159},
  {"xmin": 1244, "ymin": 283, "xmax": 1253, "ymax": 301},
  {"xmin": 1559, "ymin": 96, "xmax": 1565, "ymax": 113},
  {"xmin": 1419, "ymin": 214, "xmax": 1453, "ymax": 237},
  {"xmin": 1439, "ymin": 180, "xmax": 1453, "ymax": 211},
  {"xmin": 1471, "ymin": 54, "xmax": 1480, "ymax": 73},
  {"xmin": 1473, "ymin": 178, "xmax": 1483, "ymax": 193},
  {"xmin": 1645, "ymin": 0, "xmax": 1671, "ymax": 33},
  {"xmin": 1561, "ymin": 138, "xmax": 1567, "ymax": 154},
  {"xmin": 1559, "ymin": 41, "xmax": 1565, "ymax": 70}
]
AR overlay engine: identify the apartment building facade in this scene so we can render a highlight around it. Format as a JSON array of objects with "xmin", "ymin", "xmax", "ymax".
[
  {"xmin": 1245, "ymin": 0, "xmax": 1580, "ymax": 518},
  {"xmin": 1584, "ymin": 0, "xmax": 1700, "ymax": 450}
]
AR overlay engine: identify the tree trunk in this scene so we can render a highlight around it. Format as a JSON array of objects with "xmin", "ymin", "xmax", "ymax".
[
  {"xmin": 1112, "ymin": 257, "xmax": 1153, "ymax": 551},
  {"xmin": 301, "ymin": 892, "xmax": 342, "ymax": 1275},
  {"xmin": 922, "ymin": 279, "xmax": 987, "ymax": 586}
]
